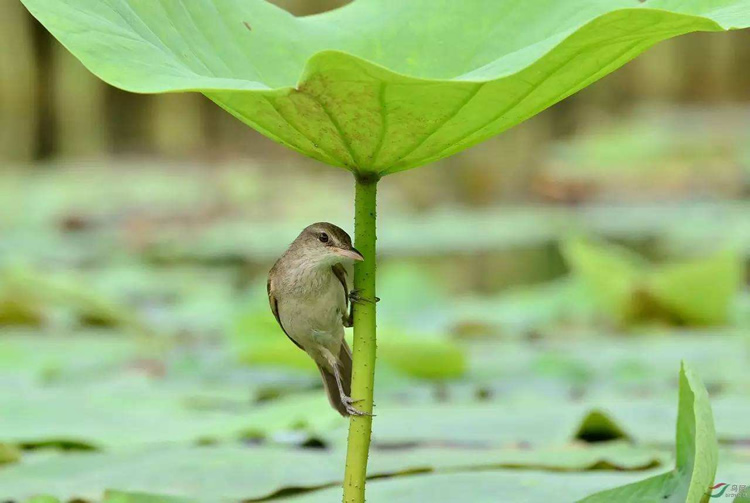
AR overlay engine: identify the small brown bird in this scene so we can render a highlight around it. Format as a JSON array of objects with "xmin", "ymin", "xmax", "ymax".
[{"xmin": 267, "ymin": 222, "xmax": 367, "ymax": 416}]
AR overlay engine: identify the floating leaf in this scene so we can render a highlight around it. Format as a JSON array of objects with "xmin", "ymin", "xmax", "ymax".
[
  {"xmin": 0, "ymin": 332, "xmax": 146, "ymax": 386},
  {"xmin": 0, "ymin": 384, "xmax": 337, "ymax": 450},
  {"xmin": 282, "ymin": 454, "xmax": 749, "ymax": 502},
  {"xmin": 23, "ymin": 497, "xmax": 61, "ymax": 503},
  {"xmin": 20, "ymin": 0, "xmax": 750, "ymax": 175},
  {"xmin": 0, "ymin": 443, "xmax": 668, "ymax": 502},
  {"xmin": 316, "ymin": 392, "xmax": 749, "ymax": 448},
  {"xmin": 104, "ymin": 491, "xmax": 193, "ymax": 503},
  {"xmin": 283, "ymin": 470, "xmax": 660, "ymax": 503}
]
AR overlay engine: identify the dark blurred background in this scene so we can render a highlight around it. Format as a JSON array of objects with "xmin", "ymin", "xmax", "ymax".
[{"xmin": 4, "ymin": 0, "xmax": 750, "ymax": 201}]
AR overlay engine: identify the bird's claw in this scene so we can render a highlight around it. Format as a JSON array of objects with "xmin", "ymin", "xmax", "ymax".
[
  {"xmin": 342, "ymin": 395, "xmax": 373, "ymax": 417},
  {"xmin": 349, "ymin": 290, "xmax": 380, "ymax": 305}
]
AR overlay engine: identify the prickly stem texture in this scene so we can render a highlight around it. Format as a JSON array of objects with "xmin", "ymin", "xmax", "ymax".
[{"xmin": 342, "ymin": 174, "xmax": 378, "ymax": 503}]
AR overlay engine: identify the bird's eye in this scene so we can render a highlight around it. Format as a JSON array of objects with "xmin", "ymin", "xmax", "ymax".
[{"xmin": 319, "ymin": 232, "xmax": 329, "ymax": 243}]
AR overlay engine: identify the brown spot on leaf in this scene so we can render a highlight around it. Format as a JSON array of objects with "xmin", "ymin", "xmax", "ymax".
[{"xmin": 243, "ymin": 21, "xmax": 252, "ymax": 31}]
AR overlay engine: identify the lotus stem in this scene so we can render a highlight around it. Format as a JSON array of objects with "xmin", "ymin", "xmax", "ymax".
[{"xmin": 343, "ymin": 173, "xmax": 379, "ymax": 503}]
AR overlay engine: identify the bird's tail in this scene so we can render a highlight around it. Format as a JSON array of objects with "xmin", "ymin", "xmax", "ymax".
[{"xmin": 318, "ymin": 341, "xmax": 352, "ymax": 417}]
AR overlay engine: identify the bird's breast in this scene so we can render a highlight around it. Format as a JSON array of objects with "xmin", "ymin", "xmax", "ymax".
[{"xmin": 278, "ymin": 270, "xmax": 346, "ymax": 351}]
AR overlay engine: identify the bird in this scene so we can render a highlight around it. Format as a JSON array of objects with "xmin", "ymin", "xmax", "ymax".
[{"xmin": 267, "ymin": 222, "xmax": 369, "ymax": 416}]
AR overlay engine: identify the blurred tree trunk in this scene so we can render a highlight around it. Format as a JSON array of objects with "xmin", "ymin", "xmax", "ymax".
[
  {"xmin": 628, "ymin": 38, "xmax": 681, "ymax": 101},
  {"xmin": 150, "ymin": 94, "xmax": 206, "ymax": 158},
  {"xmin": 703, "ymin": 32, "xmax": 735, "ymax": 100},
  {"xmin": 0, "ymin": 1, "xmax": 38, "ymax": 163},
  {"xmin": 735, "ymin": 31, "xmax": 750, "ymax": 100},
  {"xmin": 678, "ymin": 33, "xmax": 724, "ymax": 102},
  {"xmin": 52, "ymin": 42, "xmax": 109, "ymax": 158}
]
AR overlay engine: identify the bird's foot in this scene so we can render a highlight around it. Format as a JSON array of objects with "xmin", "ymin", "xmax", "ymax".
[
  {"xmin": 342, "ymin": 395, "xmax": 373, "ymax": 417},
  {"xmin": 349, "ymin": 290, "xmax": 380, "ymax": 305}
]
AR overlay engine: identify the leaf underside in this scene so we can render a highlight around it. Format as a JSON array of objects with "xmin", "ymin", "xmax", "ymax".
[{"xmin": 19, "ymin": 0, "xmax": 750, "ymax": 175}]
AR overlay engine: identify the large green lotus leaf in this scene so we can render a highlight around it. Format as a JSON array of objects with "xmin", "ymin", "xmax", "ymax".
[
  {"xmin": 578, "ymin": 362, "xmax": 718, "ymax": 503},
  {"xmin": 467, "ymin": 328, "xmax": 750, "ymax": 399},
  {"xmin": 0, "ymin": 332, "xmax": 146, "ymax": 386},
  {"xmin": 318, "ymin": 393, "xmax": 749, "ymax": 448},
  {"xmin": 0, "ymin": 384, "xmax": 338, "ymax": 449},
  {"xmin": 0, "ymin": 443, "xmax": 667, "ymax": 502},
  {"xmin": 258, "ymin": 453, "xmax": 750, "ymax": 502},
  {"xmin": 19, "ymin": 0, "xmax": 750, "ymax": 175},
  {"xmin": 2, "ymin": 345, "xmax": 747, "ymax": 452},
  {"xmin": 282, "ymin": 471, "xmax": 660, "ymax": 503}
]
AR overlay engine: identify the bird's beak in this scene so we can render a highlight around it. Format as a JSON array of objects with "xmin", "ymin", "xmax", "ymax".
[{"xmin": 333, "ymin": 247, "xmax": 365, "ymax": 262}]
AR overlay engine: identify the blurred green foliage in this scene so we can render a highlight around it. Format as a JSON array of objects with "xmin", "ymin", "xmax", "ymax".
[
  {"xmin": 563, "ymin": 238, "xmax": 744, "ymax": 327},
  {"xmin": 0, "ymin": 262, "xmax": 146, "ymax": 332}
]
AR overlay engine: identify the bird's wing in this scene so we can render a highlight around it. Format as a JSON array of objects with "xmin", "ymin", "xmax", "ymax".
[
  {"xmin": 332, "ymin": 263, "xmax": 349, "ymax": 310},
  {"xmin": 267, "ymin": 276, "xmax": 303, "ymax": 350},
  {"xmin": 332, "ymin": 263, "xmax": 353, "ymax": 328}
]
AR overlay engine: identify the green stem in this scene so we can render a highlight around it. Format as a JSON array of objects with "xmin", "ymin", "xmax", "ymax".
[{"xmin": 343, "ymin": 173, "xmax": 379, "ymax": 503}]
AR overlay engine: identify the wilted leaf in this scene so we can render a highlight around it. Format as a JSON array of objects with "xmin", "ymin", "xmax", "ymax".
[{"xmin": 20, "ymin": 0, "xmax": 750, "ymax": 174}]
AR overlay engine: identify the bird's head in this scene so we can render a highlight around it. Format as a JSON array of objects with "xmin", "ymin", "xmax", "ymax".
[{"xmin": 293, "ymin": 222, "xmax": 364, "ymax": 266}]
